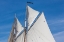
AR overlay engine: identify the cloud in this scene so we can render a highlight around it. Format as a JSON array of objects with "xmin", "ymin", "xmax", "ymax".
[
  {"xmin": 48, "ymin": 19, "xmax": 64, "ymax": 25},
  {"xmin": 0, "ymin": 24, "xmax": 12, "ymax": 29},
  {"xmin": 0, "ymin": 32, "xmax": 10, "ymax": 34},
  {"xmin": 53, "ymin": 31, "xmax": 64, "ymax": 42},
  {"xmin": 0, "ymin": 40, "xmax": 7, "ymax": 42}
]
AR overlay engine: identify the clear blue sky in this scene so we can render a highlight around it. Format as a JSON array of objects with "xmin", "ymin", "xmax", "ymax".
[{"xmin": 0, "ymin": 0, "xmax": 64, "ymax": 42}]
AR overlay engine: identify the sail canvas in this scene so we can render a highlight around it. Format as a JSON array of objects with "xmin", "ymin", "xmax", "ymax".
[
  {"xmin": 8, "ymin": 17, "xmax": 24, "ymax": 42},
  {"xmin": 8, "ymin": 5, "xmax": 56, "ymax": 42},
  {"xmin": 27, "ymin": 12, "xmax": 56, "ymax": 42},
  {"xmin": 27, "ymin": 6, "xmax": 39, "ymax": 28}
]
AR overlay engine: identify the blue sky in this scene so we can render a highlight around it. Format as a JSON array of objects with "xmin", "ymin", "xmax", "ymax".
[{"xmin": 0, "ymin": 0, "xmax": 64, "ymax": 42}]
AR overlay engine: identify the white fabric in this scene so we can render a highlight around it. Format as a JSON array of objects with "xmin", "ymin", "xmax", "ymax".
[
  {"xmin": 9, "ymin": 6, "xmax": 56, "ymax": 42},
  {"xmin": 15, "ymin": 32, "xmax": 25, "ymax": 42},
  {"xmin": 8, "ymin": 26, "xmax": 15, "ymax": 42},
  {"xmin": 27, "ymin": 12, "xmax": 56, "ymax": 42},
  {"xmin": 8, "ymin": 17, "xmax": 24, "ymax": 42},
  {"xmin": 14, "ymin": 17, "xmax": 24, "ymax": 37},
  {"xmin": 27, "ymin": 6, "xmax": 39, "ymax": 28}
]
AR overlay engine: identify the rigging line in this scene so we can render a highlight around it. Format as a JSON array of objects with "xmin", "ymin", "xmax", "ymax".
[
  {"xmin": 15, "ymin": 29, "xmax": 25, "ymax": 40},
  {"xmin": 28, "ymin": 12, "xmax": 42, "ymax": 31},
  {"xmin": 15, "ymin": 31, "xmax": 24, "ymax": 42},
  {"xmin": 27, "ymin": 12, "xmax": 51, "ymax": 42},
  {"xmin": 32, "ymin": 27, "xmax": 51, "ymax": 42},
  {"xmin": 26, "ymin": 5, "xmax": 28, "ymax": 33}
]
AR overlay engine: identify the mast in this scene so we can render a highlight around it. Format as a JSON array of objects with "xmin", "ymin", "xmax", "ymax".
[
  {"xmin": 24, "ymin": 2, "xmax": 34, "ymax": 42},
  {"xmin": 24, "ymin": 2, "xmax": 33, "ymax": 42},
  {"xmin": 24, "ymin": 2, "xmax": 28, "ymax": 42},
  {"xmin": 8, "ymin": 2, "xmax": 56, "ymax": 42}
]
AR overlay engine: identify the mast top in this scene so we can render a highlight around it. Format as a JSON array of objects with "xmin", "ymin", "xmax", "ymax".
[{"xmin": 15, "ymin": 13, "xmax": 17, "ymax": 18}]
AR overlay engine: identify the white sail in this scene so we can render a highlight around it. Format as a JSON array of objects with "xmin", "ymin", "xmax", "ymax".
[
  {"xmin": 14, "ymin": 17, "xmax": 24, "ymax": 37},
  {"xmin": 8, "ymin": 26, "xmax": 15, "ymax": 42},
  {"xmin": 27, "ymin": 6, "xmax": 39, "ymax": 28},
  {"xmin": 8, "ymin": 17, "xmax": 24, "ymax": 42},
  {"xmin": 8, "ymin": 6, "xmax": 56, "ymax": 42},
  {"xmin": 15, "ymin": 32, "xmax": 25, "ymax": 42},
  {"xmin": 27, "ymin": 12, "xmax": 56, "ymax": 42}
]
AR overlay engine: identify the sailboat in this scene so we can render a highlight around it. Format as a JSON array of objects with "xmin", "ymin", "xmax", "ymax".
[{"xmin": 8, "ymin": 4, "xmax": 56, "ymax": 42}]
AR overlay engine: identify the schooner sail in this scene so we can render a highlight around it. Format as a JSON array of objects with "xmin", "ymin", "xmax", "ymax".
[
  {"xmin": 27, "ymin": 6, "xmax": 39, "ymax": 28},
  {"xmin": 27, "ymin": 6, "xmax": 55, "ymax": 42},
  {"xmin": 8, "ymin": 16, "xmax": 24, "ymax": 42},
  {"xmin": 27, "ymin": 12, "xmax": 55, "ymax": 42},
  {"xmin": 8, "ymin": 5, "xmax": 56, "ymax": 42}
]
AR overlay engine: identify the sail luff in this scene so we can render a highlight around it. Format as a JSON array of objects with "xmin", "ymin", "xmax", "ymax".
[{"xmin": 24, "ymin": 4, "xmax": 28, "ymax": 42}]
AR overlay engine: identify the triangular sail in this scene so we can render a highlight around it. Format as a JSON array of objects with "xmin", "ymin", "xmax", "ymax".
[
  {"xmin": 8, "ymin": 17, "xmax": 24, "ymax": 42},
  {"xmin": 14, "ymin": 17, "xmax": 24, "ymax": 37},
  {"xmin": 27, "ymin": 12, "xmax": 56, "ymax": 42},
  {"xmin": 8, "ymin": 6, "xmax": 56, "ymax": 42},
  {"xmin": 27, "ymin": 6, "xmax": 39, "ymax": 28},
  {"xmin": 8, "ymin": 26, "xmax": 15, "ymax": 42}
]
